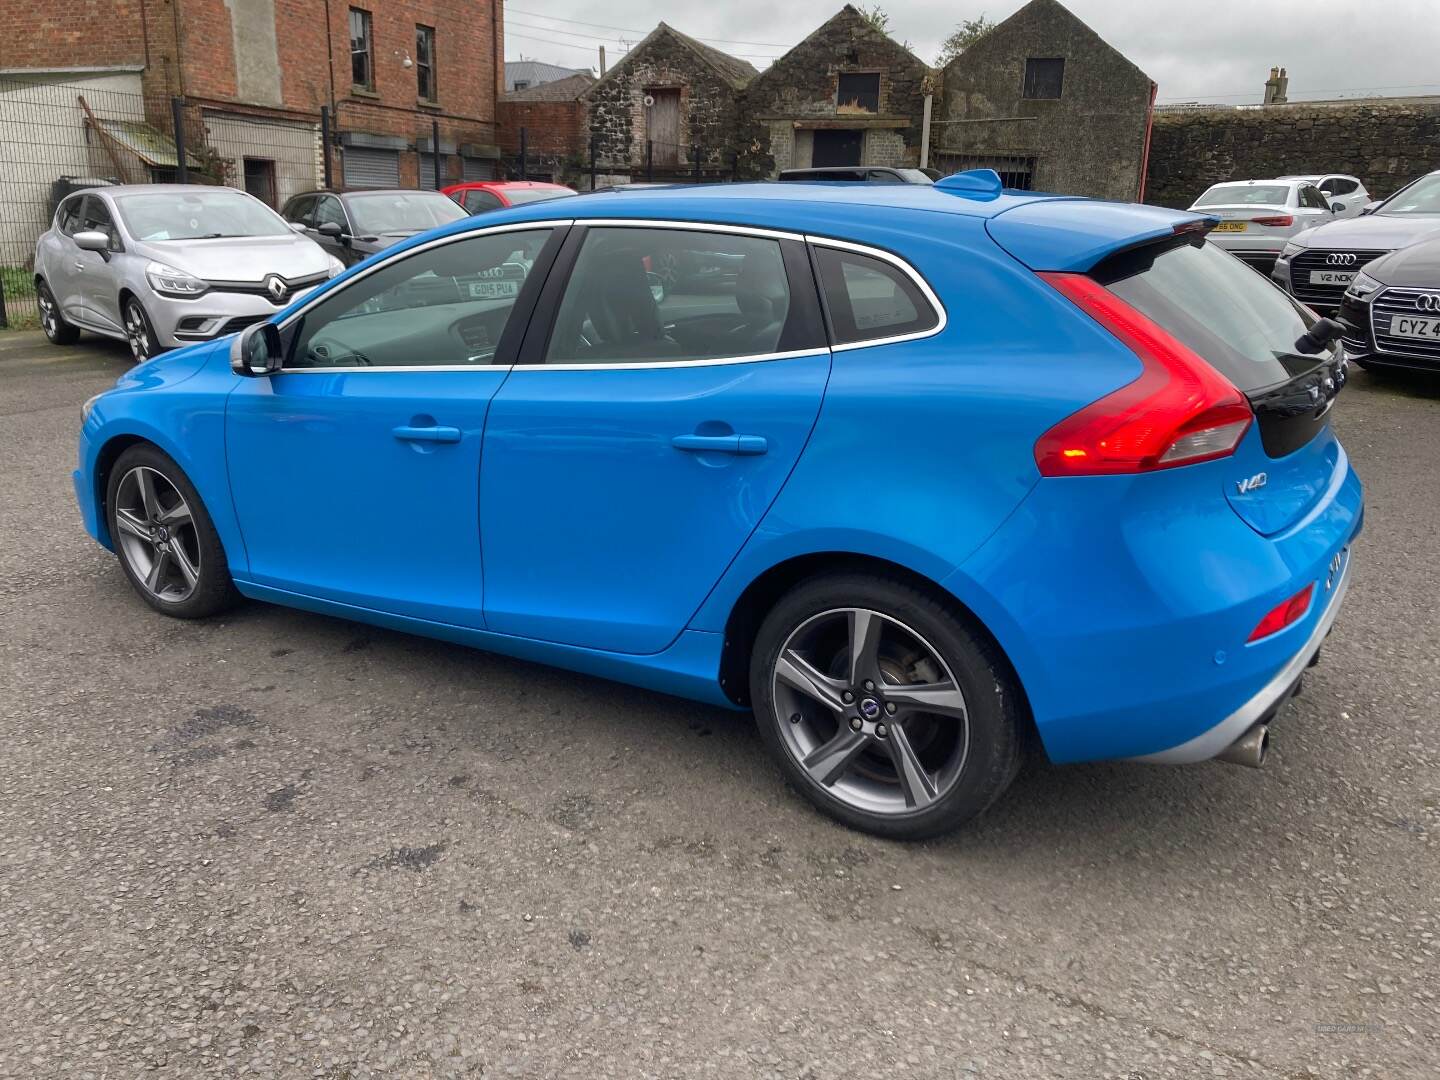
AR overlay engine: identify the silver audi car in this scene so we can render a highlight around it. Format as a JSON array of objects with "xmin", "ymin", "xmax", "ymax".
[{"xmin": 35, "ymin": 185, "xmax": 343, "ymax": 362}]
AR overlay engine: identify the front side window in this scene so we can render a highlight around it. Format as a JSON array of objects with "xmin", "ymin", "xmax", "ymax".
[
  {"xmin": 1326, "ymin": 178, "xmax": 1358, "ymax": 196},
  {"xmin": 1299, "ymin": 185, "xmax": 1330, "ymax": 210},
  {"xmin": 115, "ymin": 189, "xmax": 290, "ymax": 241},
  {"xmin": 80, "ymin": 196, "xmax": 120, "ymax": 248},
  {"xmin": 282, "ymin": 194, "xmax": 316, "ymax": 226},
  {"xmin": 545, "ymin": 227, "xmax": 793, "ymax": 364},
  {"xmin": 56, "ymin": 195, "xmax": 86, "ymax": 236},
  {"xmin": 350, "ymin": 7, "xmax": 374, "ymax": 90},
  {"xmin": 814, "ymin": 246, "xmax": 938, "ymax": 345},
  {"xmin": 1023, "ymin": 58, "xmax": 1065, "ymax": 99},
  {"xmin": 416, "ymin": 25, "xmax": 436, "ymax": 102},
  {"xmin": 314, "ymin": 196, "xmax": 349, "ymax": 231},
  {"xmin": 289, "ymin": 228, "xmax": 552, "ymax": 368}
]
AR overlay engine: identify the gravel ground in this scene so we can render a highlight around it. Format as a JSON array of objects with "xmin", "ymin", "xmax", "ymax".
[{"xmin": 1, "ymin": 330, "xmax": 1437, "ymax": 1079}]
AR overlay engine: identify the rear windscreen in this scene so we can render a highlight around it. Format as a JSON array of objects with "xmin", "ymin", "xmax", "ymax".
[
  {"xmin": 1094, "ymin": 238, "xmax": 1319, "ymax": 393},
  {"xmin": 1194, "ymin": 184, "xmax": 1290, "ymax": 207}
]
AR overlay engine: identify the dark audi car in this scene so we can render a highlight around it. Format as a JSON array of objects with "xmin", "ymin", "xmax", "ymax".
[
  {"xmin": 281, "ymin": 188, "xmax": 467, "ymax": 267},
  {"xmin": 1339, "ymin": 234, "xmax": 1440, "ymax": 373}
]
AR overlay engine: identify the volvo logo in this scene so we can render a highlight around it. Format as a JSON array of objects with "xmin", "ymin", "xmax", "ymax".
[
  {"xmin": 858, "ymin": 698, "xmax": 882, "ymax": 720},
  {"xmin": 1235, "ymin": 471, "xmax": 1267, "ymax": 495},
  {"xmin": 264, "ymin": 274, "xmax": 289, "ymax": 303},
  {"xmin": 1416, "ymin": 293, "xmax": 1440, "ymax": 313},
  {"xmin": 1324, "ymin": 253, "xmax": 1357, "ymax": 267}
]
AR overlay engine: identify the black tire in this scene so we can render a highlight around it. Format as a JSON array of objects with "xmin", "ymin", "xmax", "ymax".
[
  {"xmin": 37, "ymin": 280, "xmax": 80, "ymax": 345},
  {"xmin": 749, "ymin": 573, "xmax": 1024, "ymax": 840},
  {"xmin": 106, "ymin": 444, "xmax": 239, "ymax": 619},
  {"xmin": 122, "ymin": 295, "xmax": 163, "ymax": 363}
]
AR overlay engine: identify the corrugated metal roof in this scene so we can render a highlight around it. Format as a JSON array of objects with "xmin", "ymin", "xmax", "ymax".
[
  {"xmin": 506, "ymin": 60, "xmax": 590, "ymax": 91},
  {"xmin": 94, "ymin": 118, "xmax": 203, "ymax": 169}
]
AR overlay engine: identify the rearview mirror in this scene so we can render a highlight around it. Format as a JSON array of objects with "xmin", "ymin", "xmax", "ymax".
[
  {"xmin": 230, "ymin": 321, "xmax": 283, "ymax": 377},
  {"xmin": 317, "ymin": 221, "xmax": 345, "ymax": 239},
  {"xmin": 74, "ymin": 230, "xmax": 110, "ymax": 252}
]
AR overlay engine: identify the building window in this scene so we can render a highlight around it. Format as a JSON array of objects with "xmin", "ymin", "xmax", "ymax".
[
  {"xmin": 836, "ymin": 72, "xmax": 880, "ymax": 114},
  {"xmin": 1023, "ymin": 58, "xmax": 1065, "ymax": 99},
  {"xmin": 350, "ymin": 8, "xmax": 374, "ymax": 90},
  {"xmin": 512, "ymin": 80, "xmax": 530, "ymax": 91},
  {"xmin": 416, "ymin": 25, "xmax": 436, "ymax": 102}
]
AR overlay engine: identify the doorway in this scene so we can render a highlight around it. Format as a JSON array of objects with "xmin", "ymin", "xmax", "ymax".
[
  {"xmin": 812, "ymin": 129, "xmax": 863, "ymax": 167},
  {"xmin": 243, "ymin": 157, "xmax": 277, "ymax": 206},
  {"xmin": 647, "ymin": 88, "xmax": 681, "ymax": 166}
]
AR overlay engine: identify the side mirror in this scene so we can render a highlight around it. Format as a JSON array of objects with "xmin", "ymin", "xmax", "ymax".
[
  {"xmin": 1295, "ymin": 317, "xmax": 1346, "ymax": 355},
  {"xmin": 230, "ymin": 321, "xmax": 283, "ymax": 377},
  {"xmin": 288, "ymin": 221, "xmax": 308, "ymax": 233},
  {"xmin": 74, "ymin": 229, "xmax": 110, "ymax": 252},
  {"xmin": 1330, "ymin": 202, "xmax": 1345, "ymax": 213},
  {"xmin": 647, "ymin": 271, "xmax": 665, "ymax": 304},
  {"xmin": 317, "ymin": 221, "xmax": 345, "ymax": 239}
]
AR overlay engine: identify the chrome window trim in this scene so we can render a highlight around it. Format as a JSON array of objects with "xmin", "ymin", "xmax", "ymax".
[
  {"xmin": 562, "ymin": 217, "xmax": 805, "ymax": 243},
  {"xmin": 520, "ymin": 348, "xmax": 830, "ymax": 372},
  {"xmin": 804, "ymin": 233, "xmax": 948, "ymax": 352}
]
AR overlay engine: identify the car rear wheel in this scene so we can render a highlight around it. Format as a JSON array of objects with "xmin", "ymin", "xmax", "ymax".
[
  {"xmin": 106, "ymin": 445, "xmax": 238, "ymax": 618},
  {"xmin": 750, "ymin": 574, "xmax": 1023, "ymax": 839},
  {"xmin": 37, "ymin": 280, "xmax": 80, "ymax": 345},
  {"xmin": 123, "ymin": 297, "xmax": 162, "ymax": 363}
]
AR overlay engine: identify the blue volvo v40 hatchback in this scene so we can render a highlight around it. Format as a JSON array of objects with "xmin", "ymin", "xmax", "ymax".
[{"xmin": 74, "ymin": 173, "xmax": 1362, "ymax": 838}]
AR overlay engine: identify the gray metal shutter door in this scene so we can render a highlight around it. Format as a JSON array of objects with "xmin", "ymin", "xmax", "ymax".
[
  {"xmin": 419, "ymin": 153, "xmax": 451, "ymax": 189},
  {"xmin": 462, "ymin": 157, "xmax": 495, "ymax": 182},
  {"xmin": 343, "ymin": 148, "xmax": 400, "ymax": 188}
]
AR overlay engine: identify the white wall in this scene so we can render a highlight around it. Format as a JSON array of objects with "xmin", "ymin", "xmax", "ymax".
[{"xmin": 201, "ymin": 111, "xmax": 321, "ymax": 209}]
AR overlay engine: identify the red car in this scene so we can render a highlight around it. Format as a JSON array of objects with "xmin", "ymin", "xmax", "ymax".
[{"xmin": 442, "ymin": 180, "xmax": 576, "ymax": 215}]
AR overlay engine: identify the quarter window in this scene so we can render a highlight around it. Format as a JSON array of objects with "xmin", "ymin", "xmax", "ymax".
[
  {"xmin": 288, "ymin": 229, "xmax": 553, "ymax": 368},
  {"xmin": 350, "ymin": 8, "xmax": 374, "ymax": 90},
  {"xmin": 1023, "ymin": 57, "xmax": 1065, "ymax": 99},
  {"xmin": 814, "ymin": 246, "xmax": 938, "ymax": 345},
  {"xmin": 544, "ymin": 228, "xmax": 795, "ymax": 364},
  {"xmin": 416, "ymin": 25, "xmax": 437, "ymax": 102}
]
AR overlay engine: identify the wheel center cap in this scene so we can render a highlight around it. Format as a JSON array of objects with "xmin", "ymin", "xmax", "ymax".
[
  {"xmin": 858, "ymin": 697, "xmax": 882, "ymax": 721},
  {"xmin": 153, "ymin": 525, "xmax": 169, "ymax": 542}
]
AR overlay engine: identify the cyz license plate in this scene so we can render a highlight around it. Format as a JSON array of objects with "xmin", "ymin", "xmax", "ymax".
[{"xmin": 1389, "ymin": 315, "xmax": 1440, "ymax": 341}]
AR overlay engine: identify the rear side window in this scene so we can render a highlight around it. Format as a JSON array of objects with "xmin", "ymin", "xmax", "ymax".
[
  {"xmin": 464, "ymin": 189, "xmax": 504, "ymax": 213},
  {"xmin": 814, "ymin": 246, "xmax": 939, "ymax": 345},
  {"xmin": 1096, "ymin": 239, "xmax": 1314, "ymax": 392}
]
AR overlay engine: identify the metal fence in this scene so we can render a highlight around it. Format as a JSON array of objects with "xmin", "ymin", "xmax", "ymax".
[{"xmin": 0, "ymin": 73, "xmax": 325, "ymax": 328}]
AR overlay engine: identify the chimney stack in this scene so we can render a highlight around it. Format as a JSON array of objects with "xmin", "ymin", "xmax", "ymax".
[{"xmin": 1275, "ymin": 66, "xmax": 1288, "ymax": 104}]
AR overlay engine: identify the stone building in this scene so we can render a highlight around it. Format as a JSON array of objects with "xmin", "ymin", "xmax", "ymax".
[
  {"xmin": 742, "ymin": 6, "xmax": 932, "ymax": 176},
  {"xmin": 936, "ymin": 0, "xmax": 1154, "ymax": 199},
  {"xmin": 583, "ymin": 23, "xmax": 756, "ymax": 176}
]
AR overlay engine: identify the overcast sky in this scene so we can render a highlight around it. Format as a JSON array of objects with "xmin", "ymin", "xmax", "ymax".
[{"xmin": 502, "ymin": 0, "xmax": 1440, "ymax": 105}]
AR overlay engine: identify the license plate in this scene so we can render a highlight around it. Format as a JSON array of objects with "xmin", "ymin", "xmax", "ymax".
[
  {"xmin": 1389, "ymin": 314, "xmax": 1440, "ymax": 341},
  {"xmin": 469, "ymin": 281, "xmax": 518, "ymax": 299},
  {"xmin": 1310, "ymin": 270, "xmax": 1355, "ymax": 286},
  {"xmin": 1212, "ymin": 221, "xmax": 1247, "ymax": 233}
]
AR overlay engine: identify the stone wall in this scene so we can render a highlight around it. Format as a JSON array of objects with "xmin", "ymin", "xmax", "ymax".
[
  {"xmin": 585, "ymin": 27, "xmax": 748, "ymax": 172},
  {"xmin": 742, "ymin": 5, "xmax": 931, "ymax": 177},
  {"xmin": 1145, "ymin": 101, "xmax": 1440, "ymax": 209}
]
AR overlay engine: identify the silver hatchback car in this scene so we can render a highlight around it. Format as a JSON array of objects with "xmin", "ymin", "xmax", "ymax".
[{"xmin": 35, "ymin": 185, "xmax": 342, "ymax": 362}]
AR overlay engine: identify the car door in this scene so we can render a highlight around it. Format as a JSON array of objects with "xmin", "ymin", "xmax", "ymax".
[
  {"xmin": 479, "ymin": 222, "xmax": 831, "ymax": 654},
  {"xmin": 41, "ymin": 194, "xmax": 90, "ymax": 325},
  {"xmin": 77, "ymin": 195, "xmax": 124, "ymax": 333},
  {"xmin": 225, "ymin": 223, "xmax": 566, "ymax": 627}
]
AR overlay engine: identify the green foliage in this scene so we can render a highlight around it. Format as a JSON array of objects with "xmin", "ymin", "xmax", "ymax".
[{"xmin": 937, "ymin": 15, "xmax": 997, "ymax": 66}]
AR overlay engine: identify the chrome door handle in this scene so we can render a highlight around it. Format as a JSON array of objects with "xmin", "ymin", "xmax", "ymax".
[
  {"xmin": 73, "ymin": 261, "xmax": 85, "ymax": 271},
  {"xmin": 393, "ymin": 424, "xmax": 461, "ymax": 444},
  {"xmin": 671, "ymin": 433, "xmax": 768, "ymax": 455}
]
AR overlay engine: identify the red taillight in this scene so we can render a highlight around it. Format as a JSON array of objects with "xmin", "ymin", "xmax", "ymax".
[
  {"xmin": 1248, "ymin": 583, "xmax": 1315, "ymax": 642},
  {"xmin": 1251, "ymin": 215, "xmax": 1294, "ymax": 227},
  {"xmin": 1034, "ymin": 272, "xmax": 1253, "ymax": 476}
]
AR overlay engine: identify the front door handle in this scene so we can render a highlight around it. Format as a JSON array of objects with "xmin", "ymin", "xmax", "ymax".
[
  {"xmin": 393, "ymin": 424, "xmax": 461, "ymax": 444},
  {"xmin": 73, "ymin": 261, "xmax": 86, "ymax": 272},
  {"xmin": 671, "ymin": 433, "xmax": 768, "ymax": 455}
]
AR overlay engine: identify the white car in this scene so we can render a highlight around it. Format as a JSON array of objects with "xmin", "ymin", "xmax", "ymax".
[
  {"xmin": 1277, "ymin": 174, "xmax": 1371, "ymax": 218},
  {"xmin": 1188, "ymin": 178, "xmax": 1341, "ymax": 274}
]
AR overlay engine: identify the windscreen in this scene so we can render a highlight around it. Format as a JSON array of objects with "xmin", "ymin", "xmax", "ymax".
[
  {"xmin": 1096, "ymin": 238, "xmax": 1320, "ymax": 392},
  {"xmin": 346, "ymin": 191, "xmax": 468, "ymax": 234},
  {"xmin": 1376, "ymin": 173, "xmax": 1440, "ymax": 216},
  {"xmin": 117, "ymin": 190, "xmax": 290, "ymax": 240},
  {"xmin": 1194, "ymin": 184, "xmax": 1291, "ymax": 207}
]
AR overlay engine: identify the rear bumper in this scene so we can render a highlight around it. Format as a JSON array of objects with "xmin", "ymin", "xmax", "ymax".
[{"xmin": 1132, "ymin": 548, "xmax": 1351, "ymax": 763}]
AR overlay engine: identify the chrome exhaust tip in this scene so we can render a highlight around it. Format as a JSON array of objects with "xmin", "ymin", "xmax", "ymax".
[{"xmin": 1216, "ymin": 723, "xmax": 1269, "ymax": 768}]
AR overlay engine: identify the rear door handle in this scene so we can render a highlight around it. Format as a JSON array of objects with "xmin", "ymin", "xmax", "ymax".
[
  {"xmin": 393, "ymin": 424, "xmax": 462, "ymax": 444},
  {"xmin": 671, "ymin": 433, "xmax": 768, "ymax": 455}
]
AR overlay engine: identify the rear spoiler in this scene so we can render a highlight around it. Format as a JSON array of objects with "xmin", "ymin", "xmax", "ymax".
[{"xmin": 986, "ymin": 200, "xmax": 1218, "ymax": 273}]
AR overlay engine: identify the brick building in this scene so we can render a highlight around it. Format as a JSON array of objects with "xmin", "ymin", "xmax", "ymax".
[
  {"xmin": 936, "ymin": 0, "xmax": 1155, "ymax": 199},
  {"xmin": 742, "ymin": 6, "xmax": 932, "ymax": 177},
  {"xmin": 497, "ymin": 74, "xmax": 595, "ymax": 184},
  {"xmin": 7, "ymin": 0, "xmax": 504, "ymax": 202},
  {"xmin": 583, "ymin": 23, "xmax": 755, "ymax": 177}
]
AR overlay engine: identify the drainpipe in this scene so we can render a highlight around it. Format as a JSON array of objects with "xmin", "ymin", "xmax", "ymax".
[
  {"xmin": 919, "ymin": 92, "xmax": 932, "ymax": 170},
  {"xmin": 1137, "ymin": 80, "xmax": 1157, "ymax": 203}
]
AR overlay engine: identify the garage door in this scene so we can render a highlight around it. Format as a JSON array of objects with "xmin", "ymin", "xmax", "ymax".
[
  {"xmin": 343, "ymin": 147, "xmax": 400, "ymax": 188},
  {"xmin": 462, "ymin": 157, "xmax": 495, "ymax": 182},
  {"xmin": 419, "ymin": 152, "xmax": 452, "ymax": 190}
]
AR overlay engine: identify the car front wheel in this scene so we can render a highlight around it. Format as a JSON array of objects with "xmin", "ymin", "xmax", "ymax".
[
  {"xmin": 106, "ymin": 445, "xmax": 238, "ymax": 618},
  {"xmin": 750, "ymin": 574, "xmax": 1024, "ymax": 840},
  {"xmin": 123, "ymin": 297, "xmax": 162, "ymax": 363},
  {"xmin": 37, "ymin": 280, "xmax": 80, "ymax": 345}
]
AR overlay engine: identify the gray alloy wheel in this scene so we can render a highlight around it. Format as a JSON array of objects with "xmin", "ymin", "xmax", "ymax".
[
  {"xmin": 123, "ymin": 298, "xmax": 157, "ymax": 362},
  {"xmin": 37, "ymin": 281, "xmax": 79, "ymax": 345},
  {"xmin": 771, "ymin": 607, "xmax": 971, "ymax": 815},
  {"xmin": 112, "ymin": 465, "xmax": 202, "ymax": 604}
]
